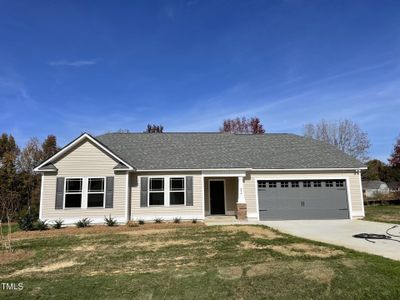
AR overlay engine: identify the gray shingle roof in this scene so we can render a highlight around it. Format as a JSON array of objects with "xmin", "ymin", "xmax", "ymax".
[{"xmin": 96, "ymin": 132, "xmax": 365, "ymax": 170}]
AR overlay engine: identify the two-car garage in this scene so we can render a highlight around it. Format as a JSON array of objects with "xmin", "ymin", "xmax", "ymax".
[{"xmin": 257, "ymin": 179, "xmax": 350, "ymax": 220}]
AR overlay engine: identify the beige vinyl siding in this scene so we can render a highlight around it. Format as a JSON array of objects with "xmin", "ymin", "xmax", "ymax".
[
  {"xmin": 243, "ymin": 170, "xmax": 364, "ymax": 219},
  {"xmin": 40, "ymin": 139, "xmax": 127, "ymax": 223},
  {"xmin": 130, "ymin": 171, "xmax": 204, "ymax": 220},
  {"xmin": 204, "ymin": 177, "xmax": 237, "ymax": 215}
]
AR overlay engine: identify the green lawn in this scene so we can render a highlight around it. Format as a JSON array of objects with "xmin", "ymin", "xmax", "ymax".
[
  {"xmin": 1, "ymin": 224, "xmax": 400, "ymax": 299},
  {"xmin": 0, "ymin": 223, "xmax": 20, "ymax": 235},
  {"xmin": 364, "ymin": 205, "xmax": 400, "ymax": 224}
]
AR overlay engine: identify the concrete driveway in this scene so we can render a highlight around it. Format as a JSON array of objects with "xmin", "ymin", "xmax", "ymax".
[{"xmin": 261, "ymin": 220, "xmax": 400, "ymax": 261}]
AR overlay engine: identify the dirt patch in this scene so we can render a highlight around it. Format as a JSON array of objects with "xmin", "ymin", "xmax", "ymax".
[
  {"xmin": 302, "ymin": 262, "xmax": 335, "ymax": 284},
  {"xmin": 125, "ymin": 239, "xmax": 197, "ymax": 250},
  {"xmin": 267, "ymin": 243, "xmax": 344, "ymax": 258},
  {"xmin": 240, "ymin": 241, "xmax": 269, "ymax": 250},
  {"xmin": 71, "ymin": 245, "xmax": 97, "ymax": 251},
  {"xmin": 0, "ymin": 250, "xmax": 34, "ymax": 266},
  {"xmin": 222, "ymin": 226, "xmax": 282, "ymax": 239},
  {"xmin": 119, "ymin": 228, "xmax": 177, "ymax": 236},
  {"xmin": 217, "ymin": 266, "xmax": 243, "ymax": 280},
  {"xmin": 9, "ymin": 260, "xmax": 84, "ymax": 277},
  {"xmin": 340, "ymin": 258, "xmax": 359, "ymax": 269},
  {"xmin": 246, "ymin": 262, "xmax": 277, "ymax": 277},
  {"xmin": 12, "ymin": 223, "xmax": 202, "ymax": 241}
]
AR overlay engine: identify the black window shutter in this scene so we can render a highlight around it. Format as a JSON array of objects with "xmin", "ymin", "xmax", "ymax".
[
  {"xmin": 140, "ymin": 177, "xmax": 148, "ymax": 207},
  {"xmin": 186, "ymin": 176, "xmax": 193, "ymax": 206},
  {"xmin": 55, "ymin": 177, "xmax": 65, "ymax": 209},
  {"xmin": 105, "ymin": 177, "xmax": 114, "ymax": 208}
]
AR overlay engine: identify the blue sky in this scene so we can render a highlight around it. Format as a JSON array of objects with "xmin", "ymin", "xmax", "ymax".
[{"xmin": 0, "ymin": 0, "xmax": 399, "ymax": 161}]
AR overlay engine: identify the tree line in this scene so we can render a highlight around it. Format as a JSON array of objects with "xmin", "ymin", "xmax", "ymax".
[{"xmin": 0, "ymin": 134, "xmax": 60, "ymax": 220}]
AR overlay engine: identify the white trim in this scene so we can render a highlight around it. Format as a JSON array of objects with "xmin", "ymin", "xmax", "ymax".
[
  {"xmin": 254, "ymin": 176, "xmax": 353, "ymax": 221},
  {"xmin": 358, "ymin": 172, "xmax": 365, "ymax": 217},
  {"xmin": 63, "ymin": 177, "xmax": 84, "ymax": 209},
  {"xmin": 138, "ymin": 168, "xmax": 251, "ymax": 172},
  {"xmin": 87, "ymin": 177, "xmax": 106, "ymax": 209},
  {"xmin": 125, "ymin": 172, "xmax": 130, "ymax": 222},
  {"xmin": 237, "ymin": 176, "xmax": 246, "ymax": 203},
  {"xmin": 51, "ymin": 216, "xmax": 127, "ymax": 226},
  {"xmin": 63, "ymin": 177, "xmax": 107, "ymax": 209},
  {"xmin": 208, "ymin": 179, "xmax": 227, "ymax": 215},
  {"xmin": 131, "ymin": 215, "xmax": 204, "ymax": 222},
  {"xmin": 136, "ymin": 167, "xmax": 366, "ymax": 172},
  {"xmin": 34, "ymin": 133, "xmax": 134, "ymax": 172},
  {"xmin": 202, "ymin": 170, "xmax": 247, "ymax": 177},
  {"xmin": 201, "ymin": 175, "xmax": 205, "ymax": 219},
  {"xmin": 39, "ymin": 174, "xmax": 44, "ymax": 220},
  {"xmin": 147, "ymin": 176, "xmax": 186, "ymax": 207}
]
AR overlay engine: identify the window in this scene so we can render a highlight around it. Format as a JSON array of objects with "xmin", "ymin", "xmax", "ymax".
[
  {"xmin": 65, "ymin": 178, "xmax": 82, "ymax": 208},
  {"xmin": 268, "ymin": 181, "xmax": 277, "ymax": 188},
  {"xmin": 170, "ymin": 178, "xmax": 185, "ymax": 205},
  {"xmin": 291, "ymin": 181, "xmax": 299, "ymax": 188},
  {"xmin": 88, "ymin": 178, "xmax": 105, "ymax": 207},
  {"xmin": 325, "ymin": 181, "xmax": 334, "ymax": 187},
  {"xmin": 149, "ymin": 178, "xmax": 164, "ymax": 205},
  {"xmin": 336, "ymin": 180, "xmax": 345, "ymax": 187},
  {"xmin": 258, "ymin": 181, "xmax": 267, "ymax": 188},
  {"xmin": 303, "ymin": 181, "xmax": 311, "ymax": 188},
  {"xmin": 281, "ymin": 181, "xmax": 289, "ymax": 188},
  {"xmin": 313, "ymin": 181, "xmax": 322, "ymax": 187}
]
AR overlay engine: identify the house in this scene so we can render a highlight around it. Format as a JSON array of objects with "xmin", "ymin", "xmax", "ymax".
[
  {"xmin": 362, "ymin": 180, "xmax": 390, "ymax": 198},
  {"xmin": 387, "ymin": 182, "xmax": 400, "ymax": 193},
  {"xmin": 34, "ymin": 132, "xmax": 366, "ymax": 224}
]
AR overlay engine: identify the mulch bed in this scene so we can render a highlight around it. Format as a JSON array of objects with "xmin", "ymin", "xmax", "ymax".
[{"xmin": 11, "ymin": 222, "xmax": 204, "ymax": 240}]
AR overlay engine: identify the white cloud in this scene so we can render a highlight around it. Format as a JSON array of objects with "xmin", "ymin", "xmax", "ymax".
[{"xmin": 48, "ymin": 60, "xmax": 97, "ymax": 67}]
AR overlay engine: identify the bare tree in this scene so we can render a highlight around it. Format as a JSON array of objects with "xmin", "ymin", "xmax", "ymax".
[
  {"xmin": 0, "ymin": 189, "xmax": 19, "ymax": 252},
  {"xmin": 303, "ymin": 119, "xmax": 371, "ymax": 162},
  {"xmin": 145, "ymin": 124, "xmax": 164, "ymax": 133},
  {"xmin": 220, "ymin": 117, "xmax": 265, "ymax": 134}
]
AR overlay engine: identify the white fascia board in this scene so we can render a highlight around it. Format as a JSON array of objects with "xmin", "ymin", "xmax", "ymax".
[
  {"xmin": 34, "ymin": 133, "xmax": 135, "ymax": 172},
  {"xmin": 135, "ymin": 167, "xmax": 366, "ymax": 173}
]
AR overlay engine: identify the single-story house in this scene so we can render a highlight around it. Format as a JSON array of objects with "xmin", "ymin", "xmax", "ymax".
[
  {"xmin": 387, "ymin": 182, "xmax": 400, "ymax": 193},
  {"xmin": 362, "ymin": 180, "xmax": 390, "ymax": 198},
  {"xmin": 34, "ymin": 132, "xmax": 366, "ymax": 224}
]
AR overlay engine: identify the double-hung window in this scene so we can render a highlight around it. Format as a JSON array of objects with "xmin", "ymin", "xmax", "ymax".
[
  {"xmin": 170, "ymin": 178, "xmax": 185, "ymax": 205},
  {"xmin": 65, "ymin": 178, "xmax": 83, "ymax": 208},
  {"xmin": 88, "ymin": 178, "xmax": 105, "ymax": 207},
  {"xmin": 149, "ymin": 178, "xmax": 164, "ymax": 205}
]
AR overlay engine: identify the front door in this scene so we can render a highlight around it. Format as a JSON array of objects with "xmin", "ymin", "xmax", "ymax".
[{"xmin": 210, "ymin": 180, "xmax": 225, "ymax": 214}]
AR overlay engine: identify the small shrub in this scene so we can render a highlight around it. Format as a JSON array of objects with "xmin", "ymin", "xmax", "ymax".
[
  {"xmin": 173, "ymin": 217, "xmax": 181, "ymax": 224},
  {"xmin": 52, "ymin": 219, "xmax": 64, "ymax": 229},
  {"xmin": 18, "ymin": 214, "xmax": 36, "ymax": 231},
  {"xmin": 154, "ymin": 217, "xmax": 163, "ymax": 224},
  {"xmin": 192, "ymin": 218, "xmax": 197, "ymax": 224},
  {"xmin": 138, "ymin": 219, "xmax": 145, "ymax": 225},
  {"xmin": 104, "ymin": 215, "xmax": 118, "ymax": 226},
  {"xmin": 75, "ymin": 218, "xmax": 92, "ymax": 228},
  {"xmin": 36, "ymin": 219, "xmax": 49, "ymax": 231},
  {"xmin": 126, "ymin": 220, "xmax": 139, "ymax": 227}
]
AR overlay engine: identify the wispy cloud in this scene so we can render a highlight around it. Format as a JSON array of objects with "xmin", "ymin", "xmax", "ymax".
[{"xmin": 48, "ymin": 60, "xmax": 97, "ymax": 67}]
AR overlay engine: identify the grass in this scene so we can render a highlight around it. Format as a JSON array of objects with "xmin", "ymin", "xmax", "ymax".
[
  {"xmin": 364, "ymin": 204, "xmax": 400, "ymax": 224},
  {"xmin": 0, "ymin": 223, "xmax": 20, "ymax": 235},
  {"xmin": 1, "ymin": 224, "xmax": 400, "ymax": 299}
]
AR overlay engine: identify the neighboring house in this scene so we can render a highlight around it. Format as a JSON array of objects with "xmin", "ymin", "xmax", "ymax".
[
  {"xmin": 387, "ymin": 182, "xmax": 400, "ymax": 192},
  {"xmin": 362, "ymin": 180, "xmax": 390, "ymax": 198},
  {"xmin": 34, "ymin": 132, "xmax": 366, "ymax": 224}
]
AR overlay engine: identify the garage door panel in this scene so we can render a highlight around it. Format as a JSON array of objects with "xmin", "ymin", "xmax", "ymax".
[{"xmin": 258, "ymin": 180, "xmax": 349, "ymax": 220}]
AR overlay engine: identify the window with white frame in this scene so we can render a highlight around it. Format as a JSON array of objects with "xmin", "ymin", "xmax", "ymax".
[
  {"xmin": 65, "ymin": 178, "xmax": 83, "ymax": 208},
  {"xmin": 170, "ymin": 177, "xmax": 185, "ymax": 205},
  {"xmin": 88, "ymin": 178, "xmax": 105, "ymax": 207},
  {"xmin": 149, "ymin": 178, "xmax": 164, "ymax": 205}
]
